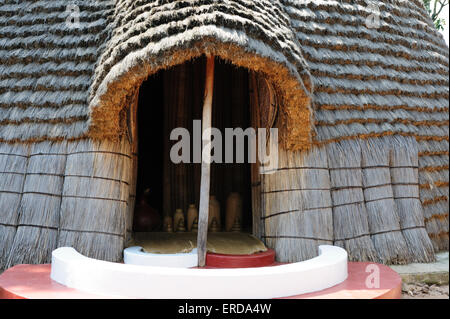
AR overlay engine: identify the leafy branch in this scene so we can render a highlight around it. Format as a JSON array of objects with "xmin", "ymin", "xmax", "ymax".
[{"xmin": 423, "ymin": 0, "xmax": 449, "ymax": 31}]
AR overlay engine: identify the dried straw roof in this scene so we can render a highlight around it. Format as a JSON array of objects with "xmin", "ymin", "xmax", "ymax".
[{"xmin": 0, "ymin": 0, "xmax": 447, "ymax": 149}]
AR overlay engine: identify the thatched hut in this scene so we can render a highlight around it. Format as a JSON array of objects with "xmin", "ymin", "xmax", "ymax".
[{"xmin": 0, "ymin": 0, "xmax": 448, "ymax": 270}]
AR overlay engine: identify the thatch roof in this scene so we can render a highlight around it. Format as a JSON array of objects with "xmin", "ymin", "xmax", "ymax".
[
  {"xmin": 0, "ymin": 0, "xmax": 113, "ymax": 142},
  {"xmin": 0, "ymin": 0, "xmax": 447, "ymax": 148},
  {"xmin": 0, "ymin": 0, "xmax": 448, "ymax": 267}
]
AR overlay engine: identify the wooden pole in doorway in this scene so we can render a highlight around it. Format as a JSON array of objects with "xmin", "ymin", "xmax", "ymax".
[{"xmin": 197, "ymin": 55, "xmax": 215, "ymax": 267}]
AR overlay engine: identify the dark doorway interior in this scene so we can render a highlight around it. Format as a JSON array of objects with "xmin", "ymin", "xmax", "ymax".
[{"xmin": 134, "ymin": 57, "xmax": 253, "ymax": 233}]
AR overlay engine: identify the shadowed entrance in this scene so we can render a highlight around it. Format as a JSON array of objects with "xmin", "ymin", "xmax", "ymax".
[{"xmin": 130, "ymin": 57, "xmax": 266, "ymax": 255}]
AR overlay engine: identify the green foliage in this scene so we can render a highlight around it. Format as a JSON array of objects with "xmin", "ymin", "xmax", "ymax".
[{"xmin": 422, "ymin": 0, "xmax": 449, "ymax": 31}]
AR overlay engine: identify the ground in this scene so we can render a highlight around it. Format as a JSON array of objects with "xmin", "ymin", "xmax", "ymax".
[{"xmin": 402, "ymin": 283, "xmax": 449, "ymax": 299}]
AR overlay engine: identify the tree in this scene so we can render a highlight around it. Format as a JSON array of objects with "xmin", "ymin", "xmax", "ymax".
[{"xmin": 422, "ymin": 0, "xmax": 449, "ymax": 31}]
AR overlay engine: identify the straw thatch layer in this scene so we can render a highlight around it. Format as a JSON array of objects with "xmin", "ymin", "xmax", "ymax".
[
  {"xmin": 0, "ymin": 224, "xmax": 15, "ymax": 270},
  {"xmin": 360, "ymin": 137, "xmax": 411, "ymax": 264},
  {"xmin": 262, "ymin": 136, "xmax": 437, "ymax": 264},
  {"xmin": 326, "ymin": 140, "xmax": 379, "ymax": 262},
  {"xmin": 2, "ymin": 0, "xmax": 447, "ymax": 150},
  {"xmin": 57, "ymin": 230, "xmax": 124, "ymax": 263},
  {"xmin": 288, "ymin": 0, "xmax": 449, "ymax": 160},
  {"xmin": 6, "ymin": 226, "xmax": 58, "ymax": 267},
  {"xmin": 390, "ymin": 136, "xmax": 435, "ymax": 262},
  {"xmin": 0, "ymin": 136, "xmax": 133, "ymax": 270},
  {"xmin": 89, "ymin": 0, "xmax": 313, "ymax": 150},
  {"xmin": 4, "ymin": 141, "xmax": 67, "ymax": 268},
  {"xmin": 262, "ymin": 146, "xmax": 333, "ymax": 262},
  {"xmin": 0, "ymin": 0, "xmax": 114, "ymax": 142},
  {"xmin": 418, "ymin": 140, "xmax": 449, "ymax": 251},
  {"xmin": 57, "ymin": 137, "xmax": 132, "ymax": 260},
  {"xmin": 0, "ymin": 142, "xmax": 29, "ymax": 270},
  {"xmin": 0, "ymin": 134, "xmax": 441, "ymax": 267}
]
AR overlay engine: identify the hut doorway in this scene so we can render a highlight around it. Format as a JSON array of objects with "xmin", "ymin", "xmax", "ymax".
[{"xmin": 130, "ymin": 57, "xmax": 266, "ymax": 252}]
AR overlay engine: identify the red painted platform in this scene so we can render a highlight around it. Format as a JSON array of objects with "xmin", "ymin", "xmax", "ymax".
[
  {"xmin": 0, "ymin": 261, "xmax": 401, "ymax": 299},
  {"xmin": 283, "ymin": 262, "xmax": 402, "ymax": 299},
  {"xmin": 205, "ymin": 249, "xmax": 276, "ymax": 268}
]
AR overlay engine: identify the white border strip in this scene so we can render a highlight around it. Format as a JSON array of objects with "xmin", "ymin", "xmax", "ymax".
[
  {"xmin": 124, "ymin": 246, "xmax": 198, "ymax": 268},
  {"xmin": 50, "ymin": 245, "xmax": 347, "ymax": 299}
]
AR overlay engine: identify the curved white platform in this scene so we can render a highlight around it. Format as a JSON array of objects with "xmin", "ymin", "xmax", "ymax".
[
  {"xmin": 50, "ymin": 245, "xmax": 348, "ymax": 299},
  {"xmin": 124, "ymin": 246, "xmax": 198, "ymax": 268}
]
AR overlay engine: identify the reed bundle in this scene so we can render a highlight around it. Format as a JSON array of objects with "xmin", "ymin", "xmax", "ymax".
[
  {"xmin": 390, "ymin": 136, "xmax": 436, "ymax": 262},
  {"xmin": 0, "ymin": 143, "xmax": 29, "ymax": 270},
  {"xmin": 360, "ymin": 137, "xmax": 410, "ymax": 264},
  {"xmin": 326, "ymin": 140, "xmax": 378, "ymax": 262},
  {"xmin": 418, "ymin": 140, "xmax": 449, "ymax": 252},
  {"xmin": 5, "ymin": 141, "xmax": 66, "ymax": 268},
  {"xmin": 56, "ymin": 138, "xmax": 132, "ymax": 262},
  {"xmin": 263, "ymin": 146, "xmax": 333, "ymax": 262}
]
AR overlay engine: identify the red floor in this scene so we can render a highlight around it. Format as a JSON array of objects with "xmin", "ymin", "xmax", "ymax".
[
  {"xmin": 205, "ymin": 249, "xmax": 277, "ymax": 268},
  {"xmin": 282, "ymin": 262, "xmax": 401, "ymax": 299},
  {"xmin": 0, "ymin": 260, "xmax": 401, "ymax": 299}
]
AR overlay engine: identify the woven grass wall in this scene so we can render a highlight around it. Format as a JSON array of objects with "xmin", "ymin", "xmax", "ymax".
[
  {"xmin": 418, "ymin": 140, "xmax": 449, "ymax": 251},
  {"xmin": 6, "ymin": 141, "xmax": 66, "ymax": 267},
  {"xmin": 57, "ymin": 138, "xmax": 132, "ymax": 262},
  {"xmin": 0, "ymin": 143, "xmax": 29, "ymax": 269},
  {"xmin": 262, "ymin": 147, "xmax": 333, "ymax": 262},
  {"xmin": 0, "ymin": 107, "xmax": 442, "ymax": 268},
  {"xmin": 0, "ymin": 136, "xmax": 133, "ymax": 270},
  {"xmin": 326, "ymin": 140, "xmax": 378, "ymax": 262},
  {"xmin": 360, "ymin": 138, "xmax": 410, "ymax": 264},
  {"xmin": 263, "ymin": 136, "xmax": 436, "ymax": 264}
]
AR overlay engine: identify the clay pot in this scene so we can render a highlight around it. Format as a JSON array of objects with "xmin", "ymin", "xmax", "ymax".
[
  {"xmin": 133, "ymin": 199, "xmax": 161, "ymax": 232},
  {"xmin": 187, "ymin": 204, "xmax": 198, "ymax": 232},
  {"xmin": 209, "ymin": 217, "xmax": 220, "ymax": 232},
  {"xmin": 163, "ymin": 216, "xmax": 173, "ymax": 233},
  {"xmin": 225, "ymin": 192, "xmax": 242, "ymax": 232},
  {"xmin": 173, "ymin": 209, "xmax": 185, "ymax": 232},
  {"xmin": 176, "ymin": 218, "xmax": 186, "ymax": 232},
  {"xmin": 191, "ymin": 217, "xmax": 198, "ymax": 233},
  {"xmin": 231, "ymin": 216, "xmax": 242, "ymax": 232},
  {"xmin": 208, "ymin": 195, "xmax": 221, "ymax": 231}
]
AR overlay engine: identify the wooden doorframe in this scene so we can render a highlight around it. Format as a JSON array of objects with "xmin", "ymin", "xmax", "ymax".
[{"xmin": 249, "ymin": 71, "xmax": 279, "ymax": 243}]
